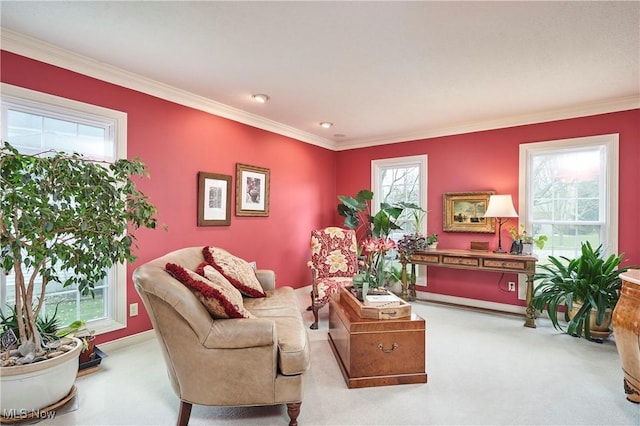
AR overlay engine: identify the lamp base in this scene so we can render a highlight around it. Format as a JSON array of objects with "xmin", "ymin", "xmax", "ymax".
[{"xmin": 493, "ymin": 248, "xmax": 506, "ymax": 254}]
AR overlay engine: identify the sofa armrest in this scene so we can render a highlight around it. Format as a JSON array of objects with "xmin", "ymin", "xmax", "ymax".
[
  {"xmin": 255, "ymin": 269, "xmax": 276, "ymax": 291},
  {"xmin": 203, "ymin": 318, "xmax": 276, "ymax": 349}
]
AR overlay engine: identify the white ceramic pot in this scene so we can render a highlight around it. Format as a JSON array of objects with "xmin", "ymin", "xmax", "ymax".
[{"xmin": 0, "ymin": 337, "xmax": 82, "ymax": 414}]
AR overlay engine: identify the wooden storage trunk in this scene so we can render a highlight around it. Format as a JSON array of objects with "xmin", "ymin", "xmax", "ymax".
[
  {"xmin": 327, "ymin": 292, "xmax": 427, "ymax": 388},
  {"xmin": 340, "ymin": 286, "xmax": 411, "ymax": 320}
]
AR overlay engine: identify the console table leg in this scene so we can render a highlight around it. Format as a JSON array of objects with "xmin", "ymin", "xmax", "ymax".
[
  {"xmin": 400, "ymin": 259, "xmax": 408, "ymax": 301},
  {"xmin": 409, "ymin": 264, "xmax": 417, "ymax": 301},
  {"xmin": 524, "ymin": 273, "xmax": 537, "ymax": 328}
]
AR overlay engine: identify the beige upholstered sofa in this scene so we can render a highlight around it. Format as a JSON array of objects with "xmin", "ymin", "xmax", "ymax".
[{"xmin": 132, "ymin": 247, "xmax": 310, "ymax": 426}]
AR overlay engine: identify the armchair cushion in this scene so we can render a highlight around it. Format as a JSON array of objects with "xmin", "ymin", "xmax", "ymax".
[
  {"xmin": 312, "ymin": 276, "xmax": 353, "ymax": 306},
  {"xmin": 203, "ymin": 246, "xmax": 266, "ymax": 298},
  {"xmin": 166, "ymin": 262, "xmax": 255, "ymax": 319}
]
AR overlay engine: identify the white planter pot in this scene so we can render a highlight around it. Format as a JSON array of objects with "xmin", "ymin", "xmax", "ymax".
[{"xmin": 0, "ymin": 337, "xmax": 82, "ymax": 413}]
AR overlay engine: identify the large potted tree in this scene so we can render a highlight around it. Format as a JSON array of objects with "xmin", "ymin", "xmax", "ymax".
[
  {"xmin": 0, "ymin": 142, "xmax": 161, "ymax": 414},
  {"xmin": 532, "ymin": 241, "xmax": 630, "ymax": 341}
]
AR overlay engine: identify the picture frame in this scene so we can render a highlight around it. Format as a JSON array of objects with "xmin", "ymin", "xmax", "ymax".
[
  {"xmin": 235, "ymin": 163, "xmax": 270, "ymax": 217},
  {"xmin": 197, "ymin": 172, "xmax": 232, "ymax": 226},
  {"xmin": 443, "ymin": 191, "xmax": 496, "ymax": 233}
]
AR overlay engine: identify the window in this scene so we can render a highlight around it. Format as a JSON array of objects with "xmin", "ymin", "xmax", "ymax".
[
  {"xmin": 1, "ymin": 83, "xmax": 128, "ymax": 334},
  {"xmin": 372, "ymin": 155, "xmax": 428, "ymax": 236},
  {"xmin": 519, "ymin": 134, "xmax": 619, "ymax": 263},
  {"xmin": 372, "ymin": 155, "xmax": 428, "ymax": 284}
]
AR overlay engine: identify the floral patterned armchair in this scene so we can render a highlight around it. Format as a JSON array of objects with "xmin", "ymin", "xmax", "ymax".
[{"xmin": 308, "ymin": 227, "xmax": 358, "ymax": 329}]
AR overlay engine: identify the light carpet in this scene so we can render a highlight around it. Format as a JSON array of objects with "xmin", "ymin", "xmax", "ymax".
[{"xmin": 44, "ymin": 286, "xmax": 639, "ymax": 425}]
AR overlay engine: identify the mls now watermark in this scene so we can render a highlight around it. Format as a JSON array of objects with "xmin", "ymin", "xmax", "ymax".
[{"xmin": 2, "ymin": 408, "xmax": 56, "ymax": 420}]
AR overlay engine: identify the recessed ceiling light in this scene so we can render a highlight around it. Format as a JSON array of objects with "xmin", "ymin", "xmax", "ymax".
[
  {"xmin": 251, "ymin": 94, "xmax": 269, "ymax": 103},
  {"xmin": 320, "ymin": 122, "xmax": 333, "ymax": 129}
]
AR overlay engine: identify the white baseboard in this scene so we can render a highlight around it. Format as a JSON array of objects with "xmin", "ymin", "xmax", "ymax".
[
  {"xmin": 99, "ymin": 329, "xmax": 156, "ymax": 353},
  {"xmin": 414, "ymin": 290, "xmax": 527, "ymax": 315}
]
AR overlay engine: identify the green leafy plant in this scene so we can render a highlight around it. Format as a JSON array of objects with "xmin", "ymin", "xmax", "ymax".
[
  {"xmin": 0, "ymin": 142, "xmax": 162, "ymax": 357},
  {"xmin": 0, "ymin": 304, "xmax": 61, "ymax": 346},
  {"xmin": 337, "ymin": 189, "xmax": 421, "ymax": 240},
  {"xmin": 56, "ymin": 320, "xmax": 95, "ymax": 351},
  {"xmin": 427, "ymin": 232, "xmax": 438, "ymax": 245},
  {"xmin": 509, "ymin": 224, "xmax": 547, "ymax": 249},
  {"xmin": 532, "ymin": 241, "xmax": 629, "ymax": 340}
]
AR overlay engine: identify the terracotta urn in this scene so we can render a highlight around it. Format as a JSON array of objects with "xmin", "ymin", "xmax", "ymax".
[{"xmin": 612, "ymin": 269, "xmax": 640, "ymax": 403}]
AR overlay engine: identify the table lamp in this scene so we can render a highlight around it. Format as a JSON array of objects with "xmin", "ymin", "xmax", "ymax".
[{"xmin": 484, "ymin": 194, "xmax": 518, "ymax": 253}]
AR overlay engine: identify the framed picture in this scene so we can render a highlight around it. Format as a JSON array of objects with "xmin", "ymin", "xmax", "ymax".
[
  {"xmin": 235, "ymin": 163, "xmax": 270, "ymax": 217},
  {"xmin": 443, "ymin": 191, "xmax": 496, "ymax": 233},
  {"xmin": 197, "ymin": 172, "xmax": 232, "ymax": 226}
]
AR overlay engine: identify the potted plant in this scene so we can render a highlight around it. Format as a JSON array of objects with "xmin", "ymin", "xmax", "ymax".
[
  {"xmin": 337, "ymin": 189, "xmax": 423, "ymax": 240},
  {"xmin": 338, "ymin": 190, "xmax": 422, "ymax": 299},
  {"xmin": 352, "ymin": 237, "xmax": 397, "ymax": 300},
  {"xmin": 0, "ymin": 304, "xmax": 61, "ymax": 350},
  {"xmin": 509, "ymin": 224, "xmax": 547, "ymax": 255},
  {"xmin": 531, "ymin": 241, "xmax": 630, "ymax": 341},
  {"xmin": 396, "ymin": 233, "xmax": 428, "ymax": 297},
  {"xmin": 56, "ymin": 320, "xmax": 96, "ymax": 365},
  {"xmin": 0, "ymin": 142, "xmax": 161, "ymax": 412},
  {"xmin": 426, "ymin": 232, "xmax": 438, "ymax": 250}
]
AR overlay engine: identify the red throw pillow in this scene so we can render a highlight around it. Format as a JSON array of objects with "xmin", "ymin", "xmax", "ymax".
[
  {"xmin": 166, "ymin": 262, "xmax": 254, "ymax": 319},
  {"xmin": 202, "ymin": 246, "xmax": 266, "ymax": 298}
]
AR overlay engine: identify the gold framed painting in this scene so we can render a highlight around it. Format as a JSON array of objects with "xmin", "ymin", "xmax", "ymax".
[
  {"xmin": 443, "ymin": 191, "xmax": 495, "ymax": 233},
  {"xmin": 197, "ymin": 172, "xmax": 232, "ymax": 226},
  {"xmin": 235, "ymin": 163, "xmax": 270, "ymax": 217}
]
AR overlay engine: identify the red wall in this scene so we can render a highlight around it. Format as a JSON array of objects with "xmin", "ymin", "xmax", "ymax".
[
  {"xmin": 3, "ymin": 50, "xmax": 638, "ymax": 342},
  {"xmin": 1, "ymin": 52, "xmax": 338, "ymax": 344},
  {"xmin": 337, "ymin": 110, "xmax": 640, "ymax": 306}
]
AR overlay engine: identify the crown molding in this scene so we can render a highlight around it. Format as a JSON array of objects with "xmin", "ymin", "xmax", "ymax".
[
  {"xmin": 2, "ymin": 28, "xmax": 637, "ymax": 153},
  {"xmin": 337, "ymin": 95, "xmax": 640, "ymax": 151},
  {"xmin": 0, "ymin": 28, "xmax": 338, "ymax": 151}
]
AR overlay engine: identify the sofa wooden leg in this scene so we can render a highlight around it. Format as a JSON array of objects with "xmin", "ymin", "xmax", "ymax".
[
  {"xmin": 177, "ymin": 401, "xmax": 192, "ymax": 426},
  {"xmin": 287, "ymin": 402, "xmax": 301, "ymax": 426}
]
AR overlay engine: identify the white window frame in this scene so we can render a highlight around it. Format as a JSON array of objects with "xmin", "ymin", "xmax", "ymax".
[
  {"xmin": 517, "ymin": 134, "xmax": 619, "ymax": 298},
  {"xmin": 372, "ymin": 155, "xmax": 428, "ymax": 284},
  {"xmin": 0, "ymin": 83, "xmax": 128, "ymax": 335}
]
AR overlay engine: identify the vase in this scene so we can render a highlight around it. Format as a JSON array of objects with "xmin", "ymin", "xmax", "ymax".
[{"xmin": 612, "ymin": 270, "xmax": 640, "ymax": 403}]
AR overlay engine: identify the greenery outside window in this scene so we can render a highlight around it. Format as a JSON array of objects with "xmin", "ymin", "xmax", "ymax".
[
  {"xmin": 372, "ymin": 155, "xmax": 428, "ymax": 284},
  {"xmin": 519, "ymin": 134, "xmax": 619, "ymax": 263}
]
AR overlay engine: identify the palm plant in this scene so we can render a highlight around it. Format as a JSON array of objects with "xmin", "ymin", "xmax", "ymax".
[{"xmin": 532, "ymin": 241, "xmax": 629, "ymax": 340}]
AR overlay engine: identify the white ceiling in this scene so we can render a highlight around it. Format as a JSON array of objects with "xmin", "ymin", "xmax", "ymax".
[{"xmin": 1, "ymin": 1, "xmax": 639, "ymax": 151}]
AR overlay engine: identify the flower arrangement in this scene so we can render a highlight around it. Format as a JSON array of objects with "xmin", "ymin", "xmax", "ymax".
[{"xmin": 352, "ymin": 237, "xmax": 397, "ymax": 297}]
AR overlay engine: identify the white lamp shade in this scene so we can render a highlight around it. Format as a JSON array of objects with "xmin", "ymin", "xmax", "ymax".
[{"xmin": 484, "ymin": 194, "xmax": 518, "ymax": 218}]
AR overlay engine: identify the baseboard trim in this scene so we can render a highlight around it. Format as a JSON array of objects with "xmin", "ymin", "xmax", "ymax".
[
  {"xmin": 99, "ymin": 329, "xmax": 156, "ymax": 353},
  {"xmin": 414, "ymin": 290, "xmax": 526, "ymax": 316}
]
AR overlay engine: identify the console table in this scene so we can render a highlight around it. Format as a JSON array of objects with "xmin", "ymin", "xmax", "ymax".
[{"xmin": 400, "ymin": 248, "xmax": 538, "ymax": 328}]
